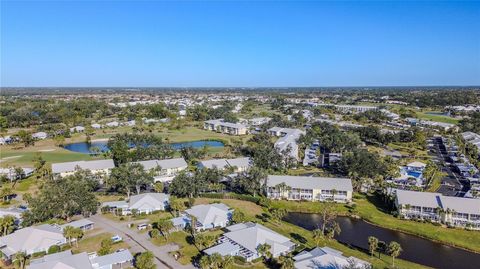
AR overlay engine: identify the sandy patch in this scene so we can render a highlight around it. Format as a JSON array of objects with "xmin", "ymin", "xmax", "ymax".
[{"xmin": 38, "ymin": 149, "xmax": 56, "ymax": 152}]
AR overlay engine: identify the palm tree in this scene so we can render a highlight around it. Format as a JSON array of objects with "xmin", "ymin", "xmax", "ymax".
[
  {"xmin": 0, "ymin": 215, "xmax": 15, "ymax": 236},
  {"xmin": 198, "ymin": 255, "xmax": 210, "ymax": 269},
  {"xmin": 312, "ymin": 229, "xmax": 324, "ymax": 246},
  {"xmin": 14, "ymin": 251, "xmax": 27, "ymax": 269},
  {"xmin": 388, "ymin": 241, "xmax": 402, "ymax": 268},
  {"xmin": 278, "ymin": 255, "xmax": 295, "ymax": 269},
  {"xmin": 63, "ymin": 226, "xmax": 75, "ymax": 246},
  {"xmin": 209, "ymin": 253, "xmax": 223, "ymax": 269},
  {"xmin": 221, "ymin": 255, "xmax": 234, "ymax": 269},
  {"xmin": 157, "ymin": 219, "xmax": 174, "ymax": 239},
  {"xmin": 257, "ymin": 243, "xmax": 272, "ymax": 262},
  {"xmin": 71, "ymin": 227, "xmax": 84, "ymax": 247},
  {"xmin": 368, "ymin": 236, "xmax": 379, "ymax": 257}
]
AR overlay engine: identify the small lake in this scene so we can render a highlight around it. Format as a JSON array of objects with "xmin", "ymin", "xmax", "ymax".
[
  {"xmin": 63, "ymin": 140, "xmax": 224, "ymax": 154},
  {"xmin": 284, "ymin": 212, "xmax": 480, "ymax": 269}
]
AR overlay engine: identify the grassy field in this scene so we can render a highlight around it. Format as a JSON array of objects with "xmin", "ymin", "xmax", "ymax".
[
  {"xmin": 416, "ymin": 111, "xmax": 460, "ymax": 124},
  {"xmin": 72, "ymin": 231, "xmax": 130, "ymax": 254},
  {"xmin": 0, "ymin": 123, "xmax": 246, "ymax": 167}
]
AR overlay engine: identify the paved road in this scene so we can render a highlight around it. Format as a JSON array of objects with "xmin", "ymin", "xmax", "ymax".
[{"xmin": 89, "ymin": 214, "xmax": 195, "ymax": 269}]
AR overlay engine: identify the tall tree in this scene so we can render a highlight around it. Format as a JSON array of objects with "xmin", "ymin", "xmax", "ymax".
[
  {"xmin": 136, "ymin": 251, "xmax": 156, "ymax": 269},
  {"xmin": 388, "ymin": 241, "xmax": 403, "ymax": 268},
  {"xmin": 110, "ymin": 163, "xmax": 154, "ymax": 198},
  {"xmin": 368, "ymin": 236, "xmax": 379, "ymax": 257}
]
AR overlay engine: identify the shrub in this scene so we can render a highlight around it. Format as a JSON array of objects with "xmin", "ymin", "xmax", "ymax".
[{"xmin": 48, "ymin": 245, "xmax": 61, "ymax": 254}]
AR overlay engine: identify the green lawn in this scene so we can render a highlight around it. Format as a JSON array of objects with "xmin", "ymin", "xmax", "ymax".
[
  {"xmin": 354, "ymin": 195, "xmax": 480, "ymax": 253},
  {"xmin": 416, "ymin": 112, "xmax": 460, "ymax": 124},
  {"xmin": 189, "ymin": 198, "xmax": 429, "ymax": 269},
  {"xmin": 72, "ymin": 231, "xmax": 129, "ymax": 254}
]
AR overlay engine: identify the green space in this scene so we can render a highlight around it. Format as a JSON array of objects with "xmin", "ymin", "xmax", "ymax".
[
  {"xmin": 416, "ymin": 111, "xmax": 460, "ymax": 124},
  {"xmin": 182, "ymin": 197, "xmax": 428, "ymax": 269}
]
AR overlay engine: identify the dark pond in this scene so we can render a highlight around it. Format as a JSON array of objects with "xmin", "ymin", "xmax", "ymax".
[
  {"xmin": 63, "ymin": 140, "xmax": 224, "ymax": 154},
  {"xmin": 284, "ymin": 212, "xmax": 480, "ymax": 269}
]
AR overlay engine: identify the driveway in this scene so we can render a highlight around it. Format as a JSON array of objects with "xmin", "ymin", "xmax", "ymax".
[{"xmin": 89, "ymin": 214, "xmax": 195, "ymax": 269}]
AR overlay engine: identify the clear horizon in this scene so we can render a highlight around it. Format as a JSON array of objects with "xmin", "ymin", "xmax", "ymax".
[{"xmin": 1, "ymin": 1, "xmax": 479, "ymax": 87}]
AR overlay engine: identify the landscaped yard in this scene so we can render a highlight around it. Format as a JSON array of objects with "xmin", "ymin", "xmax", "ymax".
[{"xmin": 72, "ymin": 231, "xmax": 129, "ymax": 254}]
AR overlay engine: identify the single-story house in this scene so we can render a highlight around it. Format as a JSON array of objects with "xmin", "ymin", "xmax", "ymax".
[
  {"xmin": 266, "ymin": 175, "xmax": 353, "ymax": 203},
  {"xmin": 28, "ymin": 249, "xmax": 134, "ymax": 269},
  {"xmin": 293, "ymin": 247, "xmax": 371, "ymax": 269},
  {"xmin": 102, "ymin": 193, "xmax": 170, "ymax": 215},
  {"xmin": 32, "ymin": 132, "xmax": 48, "ymax": 140},
  {"xmin": 171, "ymin": 203, "xmax": 233, "ymax": 231},
  {"xmin": 133, "ymin": 158, "xmax": 188, "ymax": 183},
  {"xmin": 198, "ymin": 157, "xmax": 252, "ymax": 172},
  {"xmin": 52, "ymin": 159, "xmax": 115, "ymax": 177},
  {"xmin": 204, "ymin": 222, "xmax": 295, "ymax": 262},
  {"xmin": 70, "ymin": 126, "xmax": 85, "ymax": 133},
  {"xmin": 0, "ymin": 224, "xmax": 66, "ymax": 258},
  {"xmin": 91, "ymin": 123, "xmax": 102, "ymax": 129},
  {"xmin": 0, "ymin": 167, "xmax": 34, "ymax": 181},
  {"xmin": 106, "ymin": 121, "xmax": 119, "ymax": 128},
  {"xmin": 60, "ymin": 218, "xmax": 94, "ymax": 231}
]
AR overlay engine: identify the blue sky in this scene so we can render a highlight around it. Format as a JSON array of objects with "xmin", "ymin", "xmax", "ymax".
[{"xmin": 1, "ymin": 1, "xmax": 479, "ymax": 87}]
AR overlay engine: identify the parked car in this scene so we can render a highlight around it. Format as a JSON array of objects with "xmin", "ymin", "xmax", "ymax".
[
  {"xmin": 137, "ymin": 223, "xmax": 148, "ymax": 230},
  {"xmin": 111, "ymin": 235, "xmax": 123, "ymax": 243}
]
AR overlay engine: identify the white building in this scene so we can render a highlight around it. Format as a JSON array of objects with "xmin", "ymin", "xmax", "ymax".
[
  {"xmin": 293, "ymin": 247, "xmax": 371, "ymax": 269},
  {"xmin": 52, "ymin": 159, "xmax": 115, "ymax": 177},
  {"xmin": 267, "ymin": 127, "xmax": 305, "ymax": 161},
  {"xmin": 101, "ymin": 192, "xmax": 170, "ymax": 215},
  {"xmin": 70, "ymin": 126, "xmax": 85, "ymax": 133},
  {"xmin": 266, "ymin": 175, "xmax": 353, "ymax": 203},
  {"xmin": 198, "ymin": 157, "xmax": 252, "ymax": 172},
  {"xmin": 105, "ymin": 121, "xmax": 119, "ymax": 128},
  {"xmin": 91, "ymin": 123, "xmax": 102, "ymax": 129},
  {"xmin": 0, "ymin": 167, "xmax": 34, "ymax": 181},
  {"xmin": 204, "ymin": 119, "xmax": 248, "ymax": 135},
  {"xmin": 32, "ymin": 132, "xmax": 48, "ymax": 140},
  {"xmin": 134, "ymin": 158, "xmax": 188, "ymax": 183},
  {"xmin": 395, "ymin": 189, "xmax": 480, "ymax": 229},
  {"xmin": 204, "ymin": 222, "xmax": 295, "ymax": 262},
  {"xmin": 171, "ymin": 203, "xmax": 233, "ymax": 231},
  {"xmin": 0, "ymin": 224, "xmax": 66, "ymax": 258},
  {"xmin": 28, "ymin": 249, "xmax": 134, "ymax": 269}
]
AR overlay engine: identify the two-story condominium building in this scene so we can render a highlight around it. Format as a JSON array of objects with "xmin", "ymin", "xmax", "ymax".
[
  {"xmin": 204, "ymin": 222, "xmax": 295, "ymax": 262},
  {"xmin": 266, "ymin": 175, "xmax": 353, "ymax": 203},
  {"xmin": 204, "ymin": 119, "xmax": 248, "ymax": 135},
  {"xmin": 395, "ymin": 189, "xmax": 480, "ymax": 229},
  {"xmin": 267, "ymin": 127, "xmax": 305, "ymax": 161},
  {"xmin": 52, "ymin": 159, "xmax": 115, "ymax": 178},
  {"xmin": 133, "ymin": 158, "xmax": 188, "ymax": 183},
  {"xmin": 198, "ymin": 157, "xmax": 252, "ymax": 172}
]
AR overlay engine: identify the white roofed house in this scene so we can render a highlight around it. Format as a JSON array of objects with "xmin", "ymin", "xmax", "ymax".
[
  {"xmin": 171, "ymin": 203, "xmax": 233, "ymax": 231},
  {"xmin": 395, "ymin": 189, "xmax": 480, "ymax": 229},
  {"xmin": 105, "ymin": 121, "xmax": 119, "ymax": 128},
  {"xmin": 293, "ymin": 247, "xmax": 371, "ymax": 269},
  {"xmin": 31, "ymin": 132, "xmax": 48, "ymax": 140},
  {"xmin": 267, "ymin": 127, "xmax": 305, "ymax": 161},
  {"xmin": 204, "ymin": 119, "xmax": 248, "ymax": 135},
  {"xmin": 0, "ymin": 224, "xmax": 66, "ymax": 259},
  {"xmin": 134, "ymin": 158, "xmax": 188, "ymax": 183},
  {"xmin": 51, "ymin": 159, "xmax": 115, "ymax": 178},
  {"xmin": 204, "ymin": 222, "xmax": 295, "ymax": 262},
  {"xmin": 91, "ymin": 123, "xmax": 102, "ymax": 129},
  {"xmin": 70, "ymin": 126, "xmax": 85, "ymax": 133},
  {"xmin": 60, "ymin": 218, "xmax": 94, "ymax": 231},
  {"xmin": 198, "ymin": 157, "xmax": 252, "ymax": 173},
  {"xmin": 0, "ymin": 167, "xmax": 34, "ymax": 181},
  {"xmin": 27, "ymin": 249, "xmax": 134, "ymax": 269},
  {"xmin": 266, "ymin": 175, "xmax": 353, "ymax": 203},
  {"xmin": 101, "ymin": 193, "xmax": 170, "ymax": 215}
]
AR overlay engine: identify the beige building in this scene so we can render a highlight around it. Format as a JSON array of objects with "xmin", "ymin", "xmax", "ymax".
[{"xmin": 51, "ymin": 159, "xmax": 115, "ymax": 178}]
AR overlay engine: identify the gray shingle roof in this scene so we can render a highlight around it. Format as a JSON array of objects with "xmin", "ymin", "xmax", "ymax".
[
  {"xmin": 267, "ymin": 175, "xmax": 353, "ymax": 192},
  {"xmin": 134, "ymin": 158, "xmax": 188, "ymax": 170},
  {"xmin": 396, "ymin": 189, "xmax": 480, "ymax": 214},
  {"xmin": 0, "ymin": 224, "xmax": 65, "ymax": 256},
  {"xmin": 28, "ymin": 251, "xmax": 93, "ymax": 269},
  {"xmin": 90, "ymin": 249, "xmax": 133, "ymax": 267},
  {"xmin": 185, "ymin": 203, "xmax": 231, "ymax": 225},
  {"xmin": 60, "ymin": 219, "xmax": 94, "ymax": 230}
]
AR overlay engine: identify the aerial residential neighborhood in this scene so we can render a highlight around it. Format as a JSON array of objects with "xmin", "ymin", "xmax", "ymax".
[{"xmin": 1, "ymin": 1, "xmax": 480, "ymax": 269}]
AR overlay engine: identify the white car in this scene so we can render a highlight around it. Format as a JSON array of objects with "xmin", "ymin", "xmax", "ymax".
[{"xmin": 111, "ymin": 235, "xmax": 123, "ymax": 243}]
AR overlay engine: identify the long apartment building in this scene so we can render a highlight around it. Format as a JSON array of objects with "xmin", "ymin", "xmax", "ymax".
[
  {"xmin": 204, "ymin": 119, "xmax": 248, "ymax": 135},
  {"xmin": 395, "ymin": 189, "xmax": 480, "ymax": 229},
  {"xmin": 266, "ymin": 175, "xmax": 353, "ymax": 203}
]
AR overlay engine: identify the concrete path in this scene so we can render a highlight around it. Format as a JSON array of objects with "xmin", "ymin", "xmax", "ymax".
[{"xmin": 89, "ymin": 214, "xmax": 195, "ymax": 269}]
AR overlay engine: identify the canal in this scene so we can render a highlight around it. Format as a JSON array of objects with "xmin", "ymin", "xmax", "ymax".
[{"xmin": 283, "ymin": 212, "xmax": 480, "ymax": 269}]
